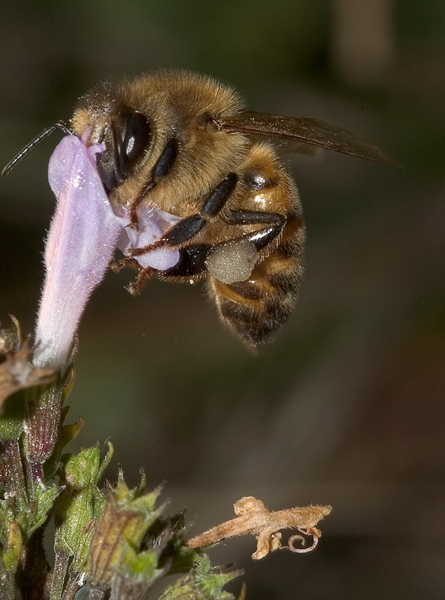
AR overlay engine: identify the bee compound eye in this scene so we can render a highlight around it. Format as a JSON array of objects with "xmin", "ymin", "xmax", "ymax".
[
  {"xmin": 120, "ymin": 111, "xmax": 152, "ymax": 174},
  {"xmin": 96, "ymin": 111, "xmax": 152, "ymax": 193}
]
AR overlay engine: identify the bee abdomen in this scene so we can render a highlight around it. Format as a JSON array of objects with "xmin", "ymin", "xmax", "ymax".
[{"xmin": 209, "ymin": 234, "xmax": 303, "ymax": 345}]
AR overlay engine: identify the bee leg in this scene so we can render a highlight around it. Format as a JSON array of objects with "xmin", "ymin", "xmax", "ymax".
[
  {"xmin": 229, "ymin": 209, "xmax": 286, "ymax": 228},
  {"xmin": 161, "ymin": 244, "xmax": 212, "ymax": 277},
  {"xmin": 109, "ymin": 255, "xmax": 154, "ymax": 294},
  {"xmin": 160, "ymin": 210, "xmax": 283, "ymax": 281},
  {"xmin": 126, "ymin": 266, "xmax": 156, "ymax": 295},
  {"xmin": 127, "ymin": 213, "xmax": 207, "ymax": 258},
  {"xmin": 131, "ymin": 208, "xmax": 286, "ymax": 281},
  {"xmin": 128, "ymin": 138, "xmax": 180, "ymax": 224},
  {"xmin": 110, "ymin": 256, "xmax": 140, "ymax": 273},
  {"xmin": 123, "ymin": 244, "xmax": 213, "ymax": 292},
  {"xmin": 129, "ymin": 173, "xmax": 239, "ymax": 256},
  {"xmin": 229, "ymin": 209, "xmax": 287, "ymax": 250}
]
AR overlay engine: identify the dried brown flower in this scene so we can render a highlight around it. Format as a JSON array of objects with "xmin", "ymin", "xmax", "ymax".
[
  {"xmin": 187, "ymin": 496, "xmax": 332, "ymax": 560},
  {"xmin": 0, "ymin": 338, "xmax": 56, "ymax": 410}
]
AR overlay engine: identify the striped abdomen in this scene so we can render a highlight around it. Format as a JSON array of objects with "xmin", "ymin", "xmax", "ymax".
[{"xmin": 209, "ymin": 143, "xmax": 305, "ymax": 346}]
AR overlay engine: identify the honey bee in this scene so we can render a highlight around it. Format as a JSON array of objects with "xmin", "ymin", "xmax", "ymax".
[{"xmin": 5, "ymin": 71, "xmax": 397, "ymax": 346}]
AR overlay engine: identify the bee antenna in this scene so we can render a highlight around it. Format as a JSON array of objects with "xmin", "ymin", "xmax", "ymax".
[{"xmin": 2, "ymin": 120, "xmax": 73, "ymax": 177}]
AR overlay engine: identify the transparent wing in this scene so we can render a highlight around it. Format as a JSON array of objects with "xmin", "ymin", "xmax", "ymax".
[{"xmin": 214, "ymin": 111, "xmax": 400, "ymax": 167}]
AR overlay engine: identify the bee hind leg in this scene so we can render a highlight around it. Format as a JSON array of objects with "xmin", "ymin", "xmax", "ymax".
[{"xmin": 160, "ymin": 244, "xmax": 212, "ymax": 278}]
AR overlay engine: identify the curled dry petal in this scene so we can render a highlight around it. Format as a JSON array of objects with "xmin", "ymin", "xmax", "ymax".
[
  {"xmin": 0, "ymin": 340, "xmax": 56, "ymax": 409},
  {"xmin": 34, "ymin": 133, "xmax": 181, "ymax": 370},
  {"xmin": 186, "ymin": 496, "xmax": 332, "ymax": 560},
  {"xmin": 288, "ymin": 531, "xmax": 319, "ymax": 553}
]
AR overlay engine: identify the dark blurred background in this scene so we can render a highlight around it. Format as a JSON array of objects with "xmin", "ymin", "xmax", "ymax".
[{"xmin": 1, "ymin": 0, "xmax": 445, "ymax": 597}]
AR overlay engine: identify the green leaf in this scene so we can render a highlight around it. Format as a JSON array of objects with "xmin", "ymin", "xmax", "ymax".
[{"xmin": 28, "ymin": 483, "xmax": 62, "ymax": 536}]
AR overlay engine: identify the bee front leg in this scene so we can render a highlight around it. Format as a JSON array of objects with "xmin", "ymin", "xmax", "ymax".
[
  {"xmin": 128, "ymin": 138, "xmax": 180, "ymax": 225},
  {"xmin": 127, "ymin": 265, "xmax": 156, "ymax": 295},
  {"xmin": 110, "ymin": 256, "xmax": 155, "ymax": 295},
  {"xmin": 110, "ymin": 256, "xmax": 140, "ymax": 273},
  {"xmin": 129, "ymin": 173, "xmax": 239, "ymax": 256}
]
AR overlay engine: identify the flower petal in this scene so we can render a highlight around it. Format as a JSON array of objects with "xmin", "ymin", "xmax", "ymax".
[
  {"xmin": 34, "ymin": 132, "xmax": 183, "ymax": 369},
  {"xmin": 118, "ymin": 206, "xmax": 181, "ymax": 271},
  {"xmin": 34, "ymin": 135, "xmax": 124, "ymax": 369}
]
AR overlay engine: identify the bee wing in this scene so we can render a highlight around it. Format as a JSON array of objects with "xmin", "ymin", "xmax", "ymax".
[{"xmin": 215, "ymin": 111, "xmax": 400, "ymax": 167}]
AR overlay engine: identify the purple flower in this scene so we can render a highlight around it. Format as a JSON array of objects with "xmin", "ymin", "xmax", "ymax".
[
  {"xmin": 33, "ymin": 131, "xmax": 180, "ymax": 370},
  {"xmin": 117, "ymin": 206, "xmax": 181, "ymax": 271}
]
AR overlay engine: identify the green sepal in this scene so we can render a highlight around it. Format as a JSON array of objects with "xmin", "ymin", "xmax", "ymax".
[
  {"xmin": 27, "ymin": 483, "xmax": 62, "ymax": 537},
  {"xmin": 0, "ymin": 322, "xmax": 57, "ymax": 436},
  {"xmin": 88, "ymin": 475, "xmax": 164, "ymax": 589},
  {"xmin": 115, "ymin": 540, "xmax": 164, "ymax": 584},
  {"xmin": 0, "ymin": 482, "xmax": 61, "ymax": 542},
  {"xmin": 167, "ymin": 544, "xmax": 202, "ymax": 574},
  {"xmin": 112, "ymin": 476, "xmax": 163, "ymax": 548},
  {"xmin": 150, "ymin": 512, "xmax": 202, "ymax": 575},
  {"xmin": 54, "ymin": 444, "xmax": 112, "ymax": 573},
  {"xmin": 0, "ymin": 391, "xmax": 27, "ymax": 441},
  {"xmin": 194, "ymin": 554, "xmax": 242, "ymax": 600},
  {"xmin": 154, "ymin": 574, "xmax": 201, "ymax": 600},
  {"xmin": 44, "ymin": 403, "xmax": 84, "ymax": 482},
  {"xmin": 156, "ymin": 554, "xmax": 242, "ymax": 600},
  {"xmin": 1, "ymin": 521, "xmax": 22, "ymax": 573},
  {"xmin": 0, "ymin": 500, "xmax": 5, "ymax": 533}
]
